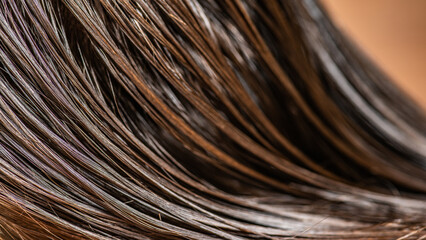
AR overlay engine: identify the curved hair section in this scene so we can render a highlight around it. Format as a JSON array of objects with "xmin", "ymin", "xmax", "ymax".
[{"xmin": 0, "ymin": 0, "xmax": 425, "ymax": 239}]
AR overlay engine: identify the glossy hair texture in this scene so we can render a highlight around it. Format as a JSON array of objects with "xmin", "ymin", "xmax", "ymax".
[{"xmin": 0, "ymin": 0, "xmax": 425, "ymax": 239}]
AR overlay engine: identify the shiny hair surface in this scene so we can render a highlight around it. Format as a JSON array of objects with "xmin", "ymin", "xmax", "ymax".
[{"xmin": 0, "ymin": 0, "xmax": 425, "ymax": 239}]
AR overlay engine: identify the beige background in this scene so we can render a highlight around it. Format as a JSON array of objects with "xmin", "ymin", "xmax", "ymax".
[{"xmin": 322, "ymin": 0, "xmax": 426, "ymax": 108}]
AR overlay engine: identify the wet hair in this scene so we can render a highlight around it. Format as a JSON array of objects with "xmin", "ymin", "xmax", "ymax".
[{"xmin": 0, "ymin": 0, "xmax": 425, "ymax": 239}]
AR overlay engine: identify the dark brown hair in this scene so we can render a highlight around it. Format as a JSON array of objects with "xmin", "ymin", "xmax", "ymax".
[{"xmin": 0, "ymin": 0, "xmax": 425, "ymax": 239}]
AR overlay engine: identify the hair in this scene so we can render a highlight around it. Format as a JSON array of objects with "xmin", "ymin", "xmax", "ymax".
[{"xmin": 0, "ymin": 0, "xmax": 425, "ymax": 239}]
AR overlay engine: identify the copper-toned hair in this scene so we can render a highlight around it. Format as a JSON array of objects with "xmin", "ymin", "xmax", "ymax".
[{"xmin": 0, "ymin": 0, "xmax": 425, "ymax": 239}]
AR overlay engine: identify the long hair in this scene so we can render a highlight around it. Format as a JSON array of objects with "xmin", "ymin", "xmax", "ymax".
[{"xmin": 0, "ymin": 0, "xmax": 425, "ymax": 239}]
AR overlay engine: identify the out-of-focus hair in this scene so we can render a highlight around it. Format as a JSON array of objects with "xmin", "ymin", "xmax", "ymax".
[{"xmin": 0, "ymin": 0, "xmax": 425, "ymax": 239}]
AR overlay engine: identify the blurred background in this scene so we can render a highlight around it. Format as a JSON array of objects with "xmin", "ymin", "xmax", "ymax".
[{"xmin": 322, "ymin": 0, "xmax": 426, "ymax": 109}]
